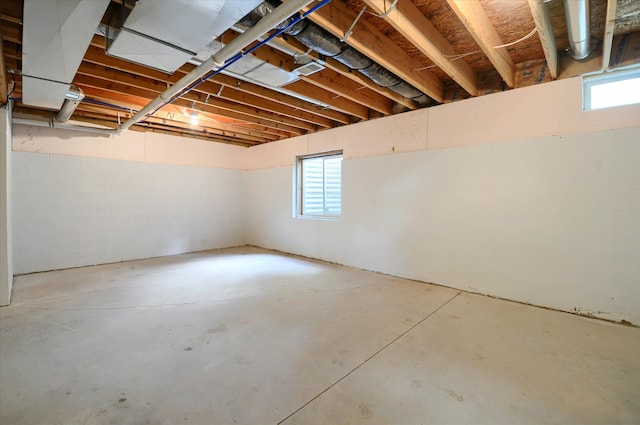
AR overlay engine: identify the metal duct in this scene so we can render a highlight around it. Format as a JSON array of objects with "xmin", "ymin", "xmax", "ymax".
[
  {"xmin": 240, "ymin": 1, "xmax": 435, "ymax": 106},
  {"xmin": 118, "ymin": 0, "xmax": 321, "ymax": 133},
  {"xmin": 563, "ymin": 0, "xmax": 591, "ymax": 60},
  {"xmin": 294, "ymin": 25, "xmax": 343, "ymax": 56},
  {"xmin": 359, "ymin": 63, "xmax": 401, "ymax": 87},
  {"xmin": 333, "ymin": 48, "xmax": 372, "ymax": 70},
  {"xmin": 388, "ymin": 81, "xmax": 423, "ymax": 99},
  {"xmin": 56, "ymin": 86, "xmax": 84, "ymax": 123}
]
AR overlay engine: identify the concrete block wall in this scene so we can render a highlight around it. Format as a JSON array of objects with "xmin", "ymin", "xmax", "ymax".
[
  {"xmin": 11, "ymin": 130, "xmax": 247, "ymax": 275},
  {"xmin": 247, "ymin": 78, "xmax": 640, "ymax": 325},
  {"xmin": 8, "ymin": 77, "xmax": 640, "ymax": 325},
  {"xmin": 248, "ymin": 128, "xmax": 640, "ymax": 324},
  {"xmin": 0, "ymin": 107, "xmax": 12, "ymax": 305}
]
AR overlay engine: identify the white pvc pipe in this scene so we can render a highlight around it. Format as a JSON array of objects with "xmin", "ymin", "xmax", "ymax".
[
  {"xmin": 12, "ymin": 117, "xmax": 117, "ymax": 136},
  {"xmin": 117, "ymin": 0, "xmax": 316, "ymax": 133}
]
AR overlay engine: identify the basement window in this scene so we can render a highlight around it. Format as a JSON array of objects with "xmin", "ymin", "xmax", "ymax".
[
  {"xmin": 584, "ymin": 68, "xmax": 640, "ymax": 110},
  {"xmin": 296, "ymin": 151, "xmax": 343, "ymax": 219}
]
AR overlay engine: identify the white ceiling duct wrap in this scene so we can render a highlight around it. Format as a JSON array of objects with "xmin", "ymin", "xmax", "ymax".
[
  {"xmin": 106, "ymin": 0, "xmax": 263, "ymax": 73},
  {"xmin": 21, "ymin": 0, "xmax": 111, "ymax": 109}
]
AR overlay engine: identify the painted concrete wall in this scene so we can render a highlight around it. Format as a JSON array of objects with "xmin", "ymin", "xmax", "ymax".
[
  {"xmin": 12, "ymin": 125, "xmax": 248, "ymax": 170},
  {"xmin": 247, "ymin": 78, "xmax": 640, "ymax": 324},
  {"xmin": 0, "ymin": 107, "xmax": 13, "ymax": 305},
  {"xmin": 12, "ymin": 129, "xmax": 248, "ymax": 274},
  {"xmin": 9, "ymin": 77, "xmax": 640, "ymax": 324}
]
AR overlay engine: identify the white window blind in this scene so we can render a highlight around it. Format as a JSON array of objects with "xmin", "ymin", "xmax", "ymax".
[{"xmin": 299, "ymin": 153, "xmax": 342, "ymax": 217}]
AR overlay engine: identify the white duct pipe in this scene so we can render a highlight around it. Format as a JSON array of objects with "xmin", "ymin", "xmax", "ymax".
[
  {"xmin": 13, "ymin": 117, "xmax": 116, "ymax": 136},
  {"xmin": 56, "ymin": 85, "xmax": 85, "ymax": 122},
  {"xmin": 563, "ymin": 0, "xmax": 591, "ymax": 60},
  {"xmin": 117, "ymin": 0, "xmax": 316, "ymax": 133}
]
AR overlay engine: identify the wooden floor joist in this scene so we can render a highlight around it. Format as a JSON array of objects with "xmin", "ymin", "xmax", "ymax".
[{"xmin": 303, "ymin": 1, "xmax": 444, "ymax": 103}]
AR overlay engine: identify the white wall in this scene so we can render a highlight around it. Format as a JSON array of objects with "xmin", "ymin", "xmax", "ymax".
[
  {"xmin": 0, "ymin": 107, "xmax": 13, "ymax": 305},
  {"xmin": 12, "ymin": 129, "xmax": 248, "ymax": 274},
  {"xmin": 12, "ymin": 125, "xmax": 247, "ymax": 170},
  {"xmin": 9, "ymin": 77, "xmax": 640, "ymax": 324},
  {"xmin": 247, "ymin": 78, "xmax": 640, "ymax": 324}
]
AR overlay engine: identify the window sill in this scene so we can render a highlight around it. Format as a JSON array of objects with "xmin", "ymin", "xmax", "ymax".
[{"xmin": 294, "ymin": 214, "xmax": 341, "ymax": 222}]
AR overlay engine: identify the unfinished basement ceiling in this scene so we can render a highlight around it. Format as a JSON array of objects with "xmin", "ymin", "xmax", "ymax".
[{"xmin": 1, "ymin": 0, "xmax": 639, "ymax": 146}]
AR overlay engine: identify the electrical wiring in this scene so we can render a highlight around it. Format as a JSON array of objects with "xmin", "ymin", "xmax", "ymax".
[
  {"xmin": 1, "ymin": 70, "xmax": 18, "ymax": 107},
  {"xmin": 412, "ymin": 27, "xmax": 539, "ymax": 72},
  {"xmin": 443, "ymin": 50, "xmax": 482, "ymax": 60},
  {"xmin": 493, "ymin": 27, "xmax": 537, "ymax": 49}
]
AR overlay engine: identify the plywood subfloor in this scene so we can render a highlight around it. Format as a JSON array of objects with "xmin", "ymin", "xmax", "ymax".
[{"xmin": 1, "ymin": 247, "xmax": 638, "ymax": 424}]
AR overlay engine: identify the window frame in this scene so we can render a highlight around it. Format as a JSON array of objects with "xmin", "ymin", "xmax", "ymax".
[
  {"xmin": 583, "ymin": 68, "xmax": 640, "ymax": 111},
  {"xmin": 294, "ymin": 150, "xmax": 343, "ymax": 220}
]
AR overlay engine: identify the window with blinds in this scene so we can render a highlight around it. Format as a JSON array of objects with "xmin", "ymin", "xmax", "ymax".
[{"xmin": 296, "ymin": 151, "xmax": 342, "ymax": 218}]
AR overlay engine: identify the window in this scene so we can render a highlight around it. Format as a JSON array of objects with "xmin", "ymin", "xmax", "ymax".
[
  {"xmin": 296, "ymin": 151, "xmax": 342, "ymax": 218},
  {"xmin": 584, "ymin": 68, "xmax": 640, "ymax": 111}
]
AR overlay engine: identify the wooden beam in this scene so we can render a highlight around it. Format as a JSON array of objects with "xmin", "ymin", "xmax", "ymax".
[
  {"xmin": 0, "ymin": 21, "xmax": 20, "ymax": 44},
  {"xmin": 91, "ymin": 45, "xmax": 349, "ymax": 125},
  {"xmin": 321, "ymin": 58, "xmax": 417, "ymax": 110},
  {"xmin": 286, "ymin": 80, "xmax": 370, "ymax": 120},
  {"xmin": 601, "ymin": 0, "xmax": 618, "ymax": 71},
  {"xmin": 74, "ymin": 102, "xmax": 267, "ymax": 144},
  {"xmin": 302, "ymin": 69, "xmax": 393, "ymax": 115},
  {"xmin": 75, "ymin": 61, "xmax": 315, "ymax": 133},
  {"xmin": 283, "ymin": 79, "xmax": 371, "ymax": 120},
  {"xmin": 224, "ymin": 30, "xmax": 387, "ymax": 118},
  {"xmin": 73, "ymin": 74, "xmax": 306, "ymax": 137},
  {"xmin": 205, "ymin": 72, "xmax": 352, "ymax": 124},
  {"xmin": 195, "ymin": 79, "xmax": 336, "ymax": 128},
  {"xmin": 221, "ymin": 30, "xmax": 298, "ymax": 72},
  {"xmin": 77, "ymin": 103, "xmax": 270, "ymax": 145},
  {"xmin": 0, "ymin": 14, "xmax": 21, "ymax": 25},
  {"xmin": 13, "ymin": 105, "xmax": 120, "ymax": 130},
  {"xmin": 0, "ymin": 0, "xmax": 23, "ymax": 21},
  {"xmin": 363, "ymin": 0, "xmax": 478, "ymax": 96},
  {"xmin": 0, "ymin": 25, "xmax": 7, "ymax": 104},
  {"xmin": 138, "ymin": 126, "xmax": 257, "ymax": 147},
  {"xmin": 303, "ymin": 1, "xmax": 443, "ymax": 102},
  {"xmin": 14, "ymin": 80, "xmax": 268, "ymax": 146},
  {"xmin": 78, "ymin": 62, "xmax": 334, "ymax": 129},
  {"xmin": 85, "ymin": 42, "xmax": 354, "ymax": 124},
  {"xmin": 270, "ymin": 35, "xmax": 417, "ymax": 110},
  {"xmin": 446, "ymin": 0, "xmax": 515, "ymax": 88},
  {"xmin": 527, "ymin": 0, "xmax": 558, "ymax": 79},
  {"xmin": 322, "ymin": 58, "xmax": 416, "ymax": 110}
]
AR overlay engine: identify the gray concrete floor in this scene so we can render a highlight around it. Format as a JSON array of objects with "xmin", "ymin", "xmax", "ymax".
[{"xmin": 1, "ymin": 246, "xmax": 638, "ymax": 425}]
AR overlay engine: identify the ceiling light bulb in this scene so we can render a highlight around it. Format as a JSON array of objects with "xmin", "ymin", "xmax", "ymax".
[{"xmin": 190, "ymin": 112, "xmax": 199, "ymax": 125}]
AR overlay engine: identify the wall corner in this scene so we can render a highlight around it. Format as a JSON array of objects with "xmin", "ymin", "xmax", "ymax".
[{"xmin": 0, "ymin": 104, "xmax": 13, "ymax": 305}]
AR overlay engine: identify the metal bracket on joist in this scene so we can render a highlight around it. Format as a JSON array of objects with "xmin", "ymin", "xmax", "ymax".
[
  {"xmin": 340, "ymin": 0, "xmax": 398, "ymax": 42},
  {"xmin": 378, "ymin": 0, "xmax": 398, "ymax": 18},
  {"xmin": 341, "ymin": 6, "xmax": 367, "ymax": 42}
]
